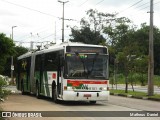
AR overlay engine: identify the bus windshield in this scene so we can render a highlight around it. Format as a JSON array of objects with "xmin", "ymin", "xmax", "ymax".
[{"xmin": 65, "ymin": 53, "xmax": 108, "ymax": 79}]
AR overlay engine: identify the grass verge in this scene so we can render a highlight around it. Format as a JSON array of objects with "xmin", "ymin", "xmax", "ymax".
[{"xmin": 110, "ymin": 89, "xmax": 160, "ymax": 101}]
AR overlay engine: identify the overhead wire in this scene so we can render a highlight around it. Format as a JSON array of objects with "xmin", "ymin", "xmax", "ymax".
[
  {"xmin": 134, "ymin": 1, "xmax": 149, "ymax": 9},
  {"xmin": 16, "ymin": 27, "xmax": 52, "ymax": 41},
  {"xmin": 79, "ymin": 0, "xmax": 89, "ymax": 7},
  {"xmin": 0, "ymin": 0, "xmax": 60, "ymax": 18},
  {"xmin": 117, "ymin": 0, "xmax": 144, "ymax": 15},
  {"xmin": 0, "ymin": 0, "xmax": 78, "ymax": 45},
  {"xmin": 0, "ymin": 0, "xmax": 78, "ymax": 21},
  {"xmin": 3, "ymin": 0, "xmax": 160, "ymax": 46},
  {"xmin": 138, "ymin": 0, "xmax": 160, "ymax": 11},
  {"xmin": 122, "ymin": 0, "xmax": 160, "ymax": 27},
  {"xmin": 95, "ymin": 0, "xmax": 104, "ymax": 5}
]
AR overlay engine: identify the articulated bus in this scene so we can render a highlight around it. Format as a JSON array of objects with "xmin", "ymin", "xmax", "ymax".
[{"xmin": 16, "ymin": 42, "xmax": 109, "ymax": 104}]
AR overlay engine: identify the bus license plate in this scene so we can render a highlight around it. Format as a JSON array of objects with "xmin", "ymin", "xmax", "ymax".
[{"xmin": 84, "ymin": 94, "xmax": 91, "ymax": 97}]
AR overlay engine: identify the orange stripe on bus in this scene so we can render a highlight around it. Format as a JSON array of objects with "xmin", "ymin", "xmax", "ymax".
[{"xmin": 67, "ymin": 80, "xmax": 108, "ymax": 84}]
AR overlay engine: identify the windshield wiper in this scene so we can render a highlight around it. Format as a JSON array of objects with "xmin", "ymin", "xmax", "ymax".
[
  {"xmin": 87, "ymin": 53, "xmax": 99, "ymax": 77},
  {"xmin": 75, "ymin": 52, "xmax": 87, "ymax": 77},
  {"xmin": 75, "ymin": 52, "xmax": 99, "ymax": 79}
]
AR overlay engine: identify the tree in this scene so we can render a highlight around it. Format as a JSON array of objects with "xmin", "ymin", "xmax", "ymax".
[
  {"xmin": 133, "ymin": 23, "xmax": 160, "ymax": 75},
  {"xmin": 104, "ymin": 17, "xmax": 140, "ymax": 93},
  {"xmin": 70, "ymin": 9, "xmax": 116, "ymax": 45},
  {"xmin": 70, "ymin": 26, "xmax": 105, "ymax": 45},
  {"xmin": 81, "ymin": 9, "xmax": 116, "ymax": 33},
  {"xmin": 3, "ymin": 46, "xmax": 28, "ymax": 77},
  {"xmin": 134, "ymin": 56, "xmax": 148, "ymax": 86},
  {"xmin": 103, "ymin": 17, "xmax": 132, "ymax": 50},
  {"xmin": 0, "ymin": 33, "xmax": 28, "ymax": 77},
  {"xmin": 0, "ymin": 33, "xmax": 15, "ymax": 74}
]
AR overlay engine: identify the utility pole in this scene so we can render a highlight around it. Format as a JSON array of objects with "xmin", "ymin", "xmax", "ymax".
[
  {"xmin": 58, "ymin": 0, "xmax": 69, "ymax": 42},
  {"xmin": 30, "ymin": 32, "xmax": 33, "ymax": 50},
  {"xmin": 148, "ymin": 0, "xmax": 154, "ymax": 96},
  {"xmin": 55, "ymin": 21, "xmax": 57, "ymax": 43},
  {"xmin": 11, "ymin": 26, "xmax": 17, "ymax": 84}
]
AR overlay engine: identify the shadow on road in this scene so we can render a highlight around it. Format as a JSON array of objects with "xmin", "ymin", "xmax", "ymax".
[{"xmin": 15, "ymin": 92, "xmax": 105, "ymax": 106}]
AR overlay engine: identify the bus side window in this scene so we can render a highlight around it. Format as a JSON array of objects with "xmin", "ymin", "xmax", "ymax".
[
  {"xmin": 59, "ymin": 55, "xmax": 64, "ymax": 67},
  {"xmin": 35, "ymin": 55, "xmax": 41, "ymax": 71},
  {"xmin": 45, "ymin": 52, "xmax": 58, "ymax": 71}
]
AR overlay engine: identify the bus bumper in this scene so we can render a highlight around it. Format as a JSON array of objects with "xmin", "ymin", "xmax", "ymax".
[{"xmin": 62, "ymin": 91, "xmax": 109, "ymax": 101}]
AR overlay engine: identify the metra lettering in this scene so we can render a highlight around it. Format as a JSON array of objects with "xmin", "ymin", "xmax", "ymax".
[{"xmin": 81, "ymin": 84, "xmax": 88, "ymax": 90}]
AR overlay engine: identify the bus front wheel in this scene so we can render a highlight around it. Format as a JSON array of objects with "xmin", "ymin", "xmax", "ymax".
[
  {"xmin": 89, "ymin": 101, "xmax": 96, "ymax": 104},
  {"xmin": 52, "ymin": 87, "xmax": 58, "ymax": 103}
]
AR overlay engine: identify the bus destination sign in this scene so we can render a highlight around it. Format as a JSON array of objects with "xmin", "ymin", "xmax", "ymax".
[{"xmin": 66, "ymin": 46, "xmax": 107, "ymax": 54}]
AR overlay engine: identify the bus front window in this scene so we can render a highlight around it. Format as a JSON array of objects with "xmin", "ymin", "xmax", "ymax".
[{"xmin": 65, "ymin": 53, "xmax": 108, "ymax": 79}]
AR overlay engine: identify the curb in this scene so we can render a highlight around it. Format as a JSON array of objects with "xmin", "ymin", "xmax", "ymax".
[{"xmin": 110, "ymin": 93, "xmax": 160, "ymax": 102}]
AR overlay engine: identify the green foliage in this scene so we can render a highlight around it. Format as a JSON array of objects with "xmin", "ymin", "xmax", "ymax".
[
  {"xmin": 0, "ymin": 76, "xmax": 7, "ymax": 88},
  {"xmin": 1, "ymin": 89, "xmax": 11, "ymax": 99},
  {"xmin": 0, "ymin": 33, "xmax": 28, "ymax": 77},
  {"xmin": 154, "ymin": 75, "xmax": 160, "ymax": 87},
  {"xmin": 0, "ymin": 33, "xmax": 15, "ymax": 74},
  {"xmin": 113, "ymin": 73, "xmax": 160, "ymax": 86},
  {"xmin": 70, "ymin": 9, "xmax": 116, "ymax": 45},
  {"xmin": 70, "ymin": 27, "xmax": 105, "ymax": 45},
  {"xmin": 110, "ymin": 89, "xmax": 147, "ymax": 97},
  {"xmin": 2, "ymin": 46, "xmax": 28, "ymax": 77},
  {"xmin": 0, "ymin": 76, "xmax": 11, "ymax": 100},
  {"xmin": 114, "ymin": 73, "xmax": 125, "ymax": 84},
  {"xmin": 14, "ymin": 46, "xmax": 28, "ymax": 57},
  {"xmin": 110, "ymin": 89, "xmax": 160, "ymax": 99}
]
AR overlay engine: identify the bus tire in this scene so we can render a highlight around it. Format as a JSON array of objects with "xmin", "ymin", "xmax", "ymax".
[
  {"xmin": 36, "ymin": 83, "xmax": 41, "ymax": 99},
  {"xmin": 21, "ymin": 86, "xmax": 25, "ymax": 95},
  {"xmin": 52, "ymin": 87, "xmax": 58, "ymax": 103},
  {"xmin": 89, "ymin": 101, "xmax": 96, "ymax": 104},
  {"xmin": 21, "ymin": 80, "xmax": 25, "ymax": 95}
]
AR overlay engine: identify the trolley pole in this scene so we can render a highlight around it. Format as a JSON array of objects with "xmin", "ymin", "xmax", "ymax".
[
  {"xmin": 58, "ymin": 0, "xmax": 69, "ymax": 42},
  {"xmin": 148, "ymin": 0, "xmax": 154, "ymax": 96}
]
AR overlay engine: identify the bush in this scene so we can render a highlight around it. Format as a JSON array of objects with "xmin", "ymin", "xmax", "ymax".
[{"xmin": 0, "ymin": 75, "xmax": 11, "ymax": 101}]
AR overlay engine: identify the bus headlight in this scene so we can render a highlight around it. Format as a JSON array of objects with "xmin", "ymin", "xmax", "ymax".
[
  {"xmin": 64, "ymin": 86, "xmax": 73, "ymax": 91},
  {"xmin": 67, "ymin": 86, "xmax": 72, "ymax": 90},
  {"xmin": 100, "ymin": 87, "xmax": 109, "ymax": 91},
  {"xmin": 103, "ymin": 87, "xmax": 107, "ymax": 91}
]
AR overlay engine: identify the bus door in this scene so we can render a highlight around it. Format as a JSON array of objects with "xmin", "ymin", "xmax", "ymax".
[
  {"xmin": 57, "ymin": 52, "xmax": 64, "ymax": 97},
  {"xmin": 40, "ymin": 54, "xmax": 45, "ymax": 94},
  {"xmin": 30, "ymin": 53, "xmax": 35, "ymax": 93},
  {"xmin": 35, "ymin": 54, "xmax": 44, "ymax": 94},
  {"xmin": 26, "ymin": 57, "xmax": 31, "ymax": 92}
]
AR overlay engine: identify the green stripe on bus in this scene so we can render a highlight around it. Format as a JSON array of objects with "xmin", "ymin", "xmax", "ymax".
[{"xmin": 44, "ymin": 72, "xmax": 50, "ymax": 97}]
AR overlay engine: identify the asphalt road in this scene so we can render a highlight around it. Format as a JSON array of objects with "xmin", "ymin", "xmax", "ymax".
[{"xmin": 1, "ymin": 91, "xmax": 160, "ymax": 120}]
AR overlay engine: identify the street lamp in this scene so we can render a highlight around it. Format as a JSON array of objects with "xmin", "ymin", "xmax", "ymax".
[
  {"xmin": 12, "ymin": 26, "xmax": 17, "ymax": 40},
  {"xmin": 11, "ymin": 26, "xmax": 17, "ymax": 84},
  {"xmin": 58, "ymin": 0, "xmax": 69, "ymax": 42}
]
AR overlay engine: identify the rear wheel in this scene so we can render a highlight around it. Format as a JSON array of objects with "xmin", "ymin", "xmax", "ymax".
[
  {"xmin": 36, "ymin": 83, "xmax": 41, "ymax": 99},
  {"xmin": 21, "ymin": 85, "xmax": 25, "ymax": 95},
  {"xmin": 21, "ymin": 80, "xmax": 25, "ymax": 95}
]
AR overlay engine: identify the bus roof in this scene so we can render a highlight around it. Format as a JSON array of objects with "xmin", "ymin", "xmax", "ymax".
[{"xmin": 18, "ymin": 42, "xmax": 108, "ymax": 60}]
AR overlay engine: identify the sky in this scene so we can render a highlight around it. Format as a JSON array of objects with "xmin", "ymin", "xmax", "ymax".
[{"xmin": 0, "ymin": 0, "xmax": 160, "ymax": 48}]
